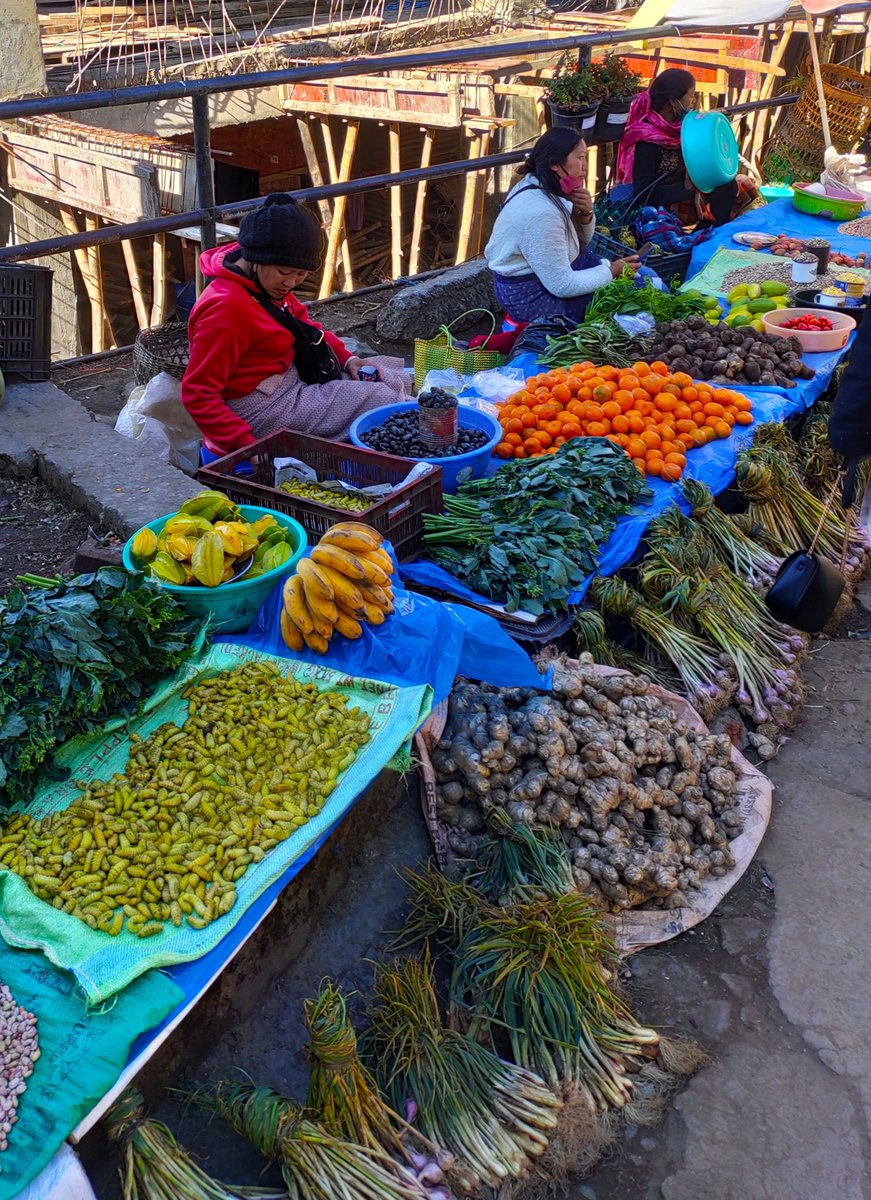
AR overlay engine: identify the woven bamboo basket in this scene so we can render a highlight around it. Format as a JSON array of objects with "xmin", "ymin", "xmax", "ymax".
[
  {"xmin": 792, "ymin": 63, "xmax": 871, "ymax": 152},
  {"xmin": 761, "ymin": 114, "xmax": 826, "ymax": 184},
  {"xmin": 133, "ymin": 322, "xmax": 190, "ymax": 386}
]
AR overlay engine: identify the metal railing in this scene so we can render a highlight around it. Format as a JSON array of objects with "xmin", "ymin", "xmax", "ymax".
[{"xmin": 1, "ymin": 7, "xmax": 856, "ymax": 269}]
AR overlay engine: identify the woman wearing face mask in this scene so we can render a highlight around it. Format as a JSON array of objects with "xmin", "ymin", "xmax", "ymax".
[
  {"xmin": 182, "ymin": 193, "xmax": 410, "ymax": 456},
  {"xmin": 484, "ymin": 128, "xmax": 640, "ymax": 324},
  {"xmin": 616, "ymin": 68, "xmax": 756, "ymax": 228}
]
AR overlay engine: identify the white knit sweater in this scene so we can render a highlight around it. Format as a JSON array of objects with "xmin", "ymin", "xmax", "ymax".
[{"xmin": 484, "ymin": 177, "xmax": 612, "ymax": 299}]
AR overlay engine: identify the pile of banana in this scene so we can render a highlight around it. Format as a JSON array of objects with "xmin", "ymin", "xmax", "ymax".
[
  {"xmin": 281, "ymin": 523, "xmax": 395, "ymax": 654},
  {"xmin": 130, "ymin": 490, "xmax": 298, "ymax": 588}
]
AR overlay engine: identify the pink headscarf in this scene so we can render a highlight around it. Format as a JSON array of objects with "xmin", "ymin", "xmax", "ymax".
[{"xmin": 615, "ymin": 91, "xmax": 683, "ymax": 186}]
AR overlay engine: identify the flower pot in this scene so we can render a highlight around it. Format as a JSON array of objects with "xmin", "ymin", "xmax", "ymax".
[
  {"xmin": 593, "ymin": 97, "xmax": 634, "ymax": 143},
  {"xmin": 545, "ymin": 97, "xmax": 600, "ymax": 135}
]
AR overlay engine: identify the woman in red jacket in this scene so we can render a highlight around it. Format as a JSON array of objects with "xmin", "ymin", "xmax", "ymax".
[{"xmin": 182, "ymin": 194, "xmax": 410, "ymax": 454}]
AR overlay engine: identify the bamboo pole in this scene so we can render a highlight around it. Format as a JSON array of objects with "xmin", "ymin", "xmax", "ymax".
[
  {"xmin": 409, "ymin": 128, "xmax": 434, "ymax": 278},
  {"xmin": 121, "ymin": 239, "xmax": 149, "ymax": 330},
  {"xmin": 60, "ymin": 207, "xmax": 102, "ymax": 354},
  {"xmin": 806, "ymin": 12, "xmax": 832, "ymax": 148},
  {"xmin": 151, "ymin": 232, "xmax": 167, "ymax": 326},
  {"xmin": 314, "ymin": 117, "xmax": 354, "ymax": 289},
  {"xmin": 319, "ymin": 119, "xmax": 359, "ymax": 299},
  {"xmin": 388, "ymin": 122, "xmax": 403, "ymax": 279},
  {"xmin": 455, "ymin": 131, "xmax": 480, "ymax": 266}
]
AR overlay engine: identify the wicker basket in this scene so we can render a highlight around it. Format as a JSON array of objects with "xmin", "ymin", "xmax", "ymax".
[
  {"xmin": 761, "ymin": 116, "xmax": 826, "ymax": 185},
  {"xmin": 133, "ymin": 322, "xmax": 190, "ymax": 386},
  {"xmin": 792, "ymin": 63, "xmax": 871, "ymax": 153}
]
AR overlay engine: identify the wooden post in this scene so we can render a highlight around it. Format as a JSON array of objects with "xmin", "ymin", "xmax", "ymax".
[
  {"xmin": 388, "ymin": 122, "xmax": 403, "ymax": 280},
  {"xmin": 316, "ymin": 116, "xmax": 354, "ymax": 290},
  {"xmin": 750, "ymin": 22, "xmax": 794, "ymax": 168},
  {"xmin": 456, "ymin": 132, "xmax": 480, "ymax": 266},
  {"xmin": 409, "ymin": 127, "xmax": 434, "ymax": 277},
  {"xmin": 192, "ymin": 93, "xmax": 217, "ymax": 251},
  {"xmin": 151, "ymin": 232, "xmax": 168, "ymax": 326},
  {"xmin": 121, "ymin": 239, "xmax": 149, "ymax": 330},
  {"xmin": 319, "ymin": 119, "xmax": 359, "ymax": 299},
  {"xmin": 472, "ymin": 128, "xmax": 492, "ymax": 259}
]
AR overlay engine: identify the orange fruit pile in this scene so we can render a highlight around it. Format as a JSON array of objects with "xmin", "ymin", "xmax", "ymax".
[{"xmin": 496, "ymin": 361, "xmax": 754, "ymax": 481}]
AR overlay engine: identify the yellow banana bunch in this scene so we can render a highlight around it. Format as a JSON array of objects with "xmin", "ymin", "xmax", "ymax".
[{"xmin": 280, "ymin": 522, "xmax": 396, "ymax": 654}]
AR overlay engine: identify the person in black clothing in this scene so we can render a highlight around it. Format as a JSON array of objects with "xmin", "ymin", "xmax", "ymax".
[
  {"xmin": 616, "ymin": 68, "xmax": 753, "ymax": 228},
  {"xmin": 829, "ymin": 313, "xmax": 871, "ymax": 504}
]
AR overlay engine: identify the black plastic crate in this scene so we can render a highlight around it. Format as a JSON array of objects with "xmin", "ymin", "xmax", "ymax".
[{"xmin": 0, "ymin": 264, "xmax": 53, "ymax": 381}]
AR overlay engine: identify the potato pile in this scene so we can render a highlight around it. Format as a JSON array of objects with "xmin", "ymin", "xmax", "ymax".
[
  {"xmin": 431, "ymin": 659, "xmax": 741, "ymax": 912},
  {"xmin": 648, "ymin": 316, "xmax": 815, "ymax": 388}
]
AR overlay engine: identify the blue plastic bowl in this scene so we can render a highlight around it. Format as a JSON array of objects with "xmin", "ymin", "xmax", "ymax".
[
  {"xmin": 349, "ymin": 402, "xmax": 502, "ymax": 493},
  {"xmin": 122, "ymin": 504, "xmax": 307, "ymax": 634},
  {"xmin": 681, "ymin": 111, "xmax": 739, "ymax": 193}
]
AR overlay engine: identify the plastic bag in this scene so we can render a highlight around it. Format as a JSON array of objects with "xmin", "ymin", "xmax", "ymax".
[
  {"xmin": 509, "ymin": 316, "xmax": 577, "ymax": 359},
  {"xmin": 114, "ymin": 372, "xmax": 201, "ymax": 477},
  {"xmin": 420, "ymin": 366, "xmax": 523, "ymax": 408},
  {"xmin": 614, "ymin": 312, "xmax": 656, "ymax": 337}
]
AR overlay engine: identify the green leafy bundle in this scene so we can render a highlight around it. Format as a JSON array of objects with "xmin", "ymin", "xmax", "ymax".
[
  {"xmin": 422, "ymin": 439, "xmax": 649, "ymax": 613},
  {"xmin": 584, "ymin": 273, "xmax": 706, "ymax": 325},
  {"xmin": 0, "ymin": 567, "xmax": 203, "ymax": 813}
]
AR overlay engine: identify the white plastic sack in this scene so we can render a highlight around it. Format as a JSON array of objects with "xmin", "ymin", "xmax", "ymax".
[{"xmin": 114, "ymin": 372, "xmax": 201, "ymax": 477}]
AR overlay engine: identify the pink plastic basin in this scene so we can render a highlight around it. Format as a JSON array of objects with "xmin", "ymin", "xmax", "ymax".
[{"xmin": 762, "ymin": 307, "xmax": 856, "ymax": 353}]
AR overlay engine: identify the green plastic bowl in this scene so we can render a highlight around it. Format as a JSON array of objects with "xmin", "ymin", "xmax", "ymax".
[
  {"xmin": 123, "ymin": 504, "xmax": 307, "ymax": 634},
  {"xmin": 792, "ymin": 185, "xmax": 864, "ymax": 222},
  {"xmin": 681, "ymin": 111, "xmax": 739, "ymax": 193}
]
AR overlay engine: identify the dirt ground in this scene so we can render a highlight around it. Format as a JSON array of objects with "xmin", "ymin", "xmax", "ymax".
[{"xmin": 0, "ymin": 474, "xmax": 112, "ymax": 590}]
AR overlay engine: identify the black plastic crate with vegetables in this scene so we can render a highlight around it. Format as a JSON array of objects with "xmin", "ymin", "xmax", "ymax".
[
  {"xmin": 197, "ymin": 429, "xmax": 443, "ymax": 561},
  {"xmin": 0, "ymin": 264, "xmax": 53, "ymax": 381}
]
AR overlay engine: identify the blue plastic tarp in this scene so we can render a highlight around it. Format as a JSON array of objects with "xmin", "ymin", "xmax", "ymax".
[{"xmin": 401, "ymin": 205, "xmax": 855, "ymax": 608}]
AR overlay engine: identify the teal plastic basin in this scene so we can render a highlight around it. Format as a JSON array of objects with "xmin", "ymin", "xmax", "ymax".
[
  {"xmin": 123, "ymin": 504, "xmax": 307, "ymax": 634},
  {"xmin": 681, "ymin": 111, "xmax": 739, "ymax": 193}
]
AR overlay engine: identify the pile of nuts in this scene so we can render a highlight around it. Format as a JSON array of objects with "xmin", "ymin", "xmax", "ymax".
[{"xmin": 0, "ymin": 981, "xmax": 39, "ymax": 1151}]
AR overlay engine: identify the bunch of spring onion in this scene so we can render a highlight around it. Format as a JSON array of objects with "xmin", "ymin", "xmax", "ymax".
[
  {"xmin": 589, "ymin": 576, "xmax": 734, "ymax": 720},
  {"xmin": 736, "ymin": 436, "xmax": 869, "ymax": 576},
  {"xmin": 796, "ymin": 402, "xmax": 871, "ymax": 504},
  {"xmin": 682, "ymin": 478, "xmax": 781, "ymax": 586},
  {"xmin": 468, "ymin": 807, "xmax": 576, "ymax": 904},
  {"xmin": 401, "ymin": 870, "xmax": 657, "ymax": 1108},
  {"xmin": 105, "ymin": 1090, "xmax": 284, "ymax": 1200},
  {"xmin": 305, "ymin": 981, "xmax": 451, "ymax": 1192},
  {"xmin": 363, "ymin": 952, "xmax": 562, "ymax": 1192},
  {"xmin": 195, "ymin": 1083, "xmax": 431, "ymax": 1200},
  {"xmin": 641, "ymin": 510, "xmax": 805, "ymax": 726},
  {"xmin": 573, "ymin": 609, "xmax": 677, "ymax": 689}
]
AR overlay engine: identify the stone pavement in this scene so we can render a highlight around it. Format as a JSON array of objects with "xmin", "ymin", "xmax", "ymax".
[{"xmin": 589, "ymin": 574, "xmax": 871, "ymax": 1200}]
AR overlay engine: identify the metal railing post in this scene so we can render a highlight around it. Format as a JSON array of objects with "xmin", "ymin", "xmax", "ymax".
[{"xmin": 192, "ymin": 93, "xmax": 217, "ymax": 252}]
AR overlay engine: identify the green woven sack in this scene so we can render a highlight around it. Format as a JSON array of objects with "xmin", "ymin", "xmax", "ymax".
[{"xmin": 414, "ymin": 308, "xmax": 505, "ymax": 390}]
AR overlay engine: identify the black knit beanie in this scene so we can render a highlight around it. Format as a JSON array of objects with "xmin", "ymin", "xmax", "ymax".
[{"xmin": 238, "ymin": 193, "xmax": 322, "ymax": 270}]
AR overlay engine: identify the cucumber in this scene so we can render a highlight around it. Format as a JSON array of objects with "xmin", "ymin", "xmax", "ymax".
[{"xmin": 747, "ymin": 298, "xmax": 777, "ymax": 314}]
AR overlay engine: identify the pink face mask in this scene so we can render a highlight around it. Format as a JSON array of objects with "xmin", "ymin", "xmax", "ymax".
[{"xmin": 559, "ymin": 174, "xmax": 585, "ymax": 195}]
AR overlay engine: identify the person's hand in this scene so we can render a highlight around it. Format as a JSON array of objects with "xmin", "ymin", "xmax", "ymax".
[
  {"xmin": 569, "ymin": 186, "xmax": 594, "ymax": 218},
  {"xmin": 612, "ymin": 256, "xmax": 641, "ymax": 277},
  {"xmin": 345, "ymin": 355, "xmax": 364, "ymax": 380}
]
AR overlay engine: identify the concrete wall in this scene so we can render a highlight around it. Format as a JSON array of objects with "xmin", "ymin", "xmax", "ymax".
[
  {"xmin": 0, "ymin": 0, "xmax": 45, "ymax": 99},
  {"xmin": 74, "ymin": 86, "xmax": 290, "ymax": 141}
]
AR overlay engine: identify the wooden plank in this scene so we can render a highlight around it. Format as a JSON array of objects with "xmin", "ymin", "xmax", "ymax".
[
  {"xmin": 84, "ymin": 214, "xmax": 114, "ymax": 351},
  {"xmin": 388, "ymin": 123, "xmax": 403, "ymax": 280},
  {"xmin": 2, "ymin": 131, "xmax": 164, "ymax": 223},
  {"xmin": 59, "ymin": 206, "xmax": 99, "ymax": 354},
  {"xmin": 319, "ymin": 120, "xmax": 359, "ymax": 300},
  {"xmin": 121, "ymin": 239, "xmax": 149, "ymax": 330},
  {"xmin": 408, "ymin": 128, "xmax": 433, "ymax": 278}
]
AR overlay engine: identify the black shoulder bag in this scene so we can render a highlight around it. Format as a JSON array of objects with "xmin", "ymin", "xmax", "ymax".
[{"xmin": 250, "ymin": 291, "xmax": 344, "ymax": 386}]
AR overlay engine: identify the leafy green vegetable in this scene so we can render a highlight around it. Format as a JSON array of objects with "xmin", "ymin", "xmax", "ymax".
[
  {"xmin": 422, "ymin": 439, "xmax": 649, "ymax": 614},
  {"xmin": 540, "ymin": 318, "xmax": 643, "ymax": 369},
  {"xmin": 0, "ymin": 568, "xmax": 204, "ymax": 813},
  {"xmin": 584, "ymin": 271, "xmax": 706, "ymax": 326}
]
